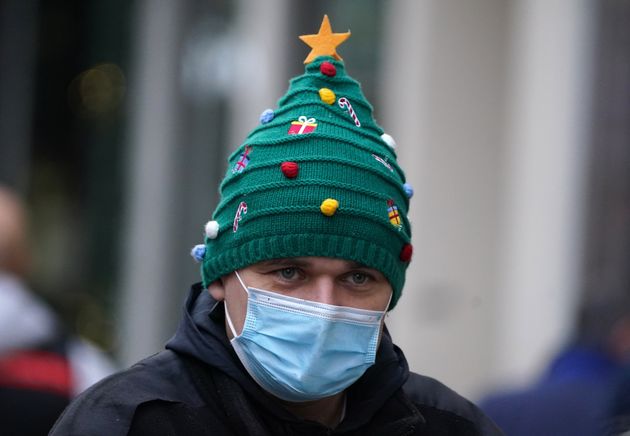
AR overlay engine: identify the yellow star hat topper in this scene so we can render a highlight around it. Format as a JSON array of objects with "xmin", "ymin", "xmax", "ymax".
[{"xmin": 299, "ymin": 15, "xmax": 351, "ymax": 64}]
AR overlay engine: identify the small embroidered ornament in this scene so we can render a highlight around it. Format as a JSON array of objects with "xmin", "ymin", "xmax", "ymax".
[
  {"xmin": 288, "ymin": 116, "xmax": 318, "ymax": 134},
  {"xmin": 387, "ymin": 200, "xmax": 402, "ymax": 228},
  {"xmin": 281, "ymin": 161, "xmax": 299, "ymax": 179},
  {"xmin": 205, "ymin": 220, "xmax": 220, "ymax": 239},
  {"xmin": 259, "ymin": 109, "xmax": 275, "ymax": 124},
  {"xmin": 320, "ymin": 61, "xmax": 337, "ymax": 77},
  {"xmin": 320, "ymin": 198, "xmax": 339, "ymax": 217},
  {"xmin": 233, "ymin": 202, "xmax": 248, "ymax": 232},
  {"xmin": 338, "ymin": 97, "xmax": 361, "ymax": 127},
  {"xmin": 372, "ymin": 154, "xmax": 393, "ymax": 172},
  {"xmin": 190, "ymin": 244, "xmax": 206, "ymax": 262},
  {"xmin": 403, "ymin": 183, "xmax": 414, "ymax": 199},
  {"xmin": 319, "ymin": 88, "xmax": 336, "ymax": 105},
  {"xmin": 381, "ymin": 133, "xmax": 397, "ymax": 150},
  {"xmin": 400, "ymin": 243, "xmax": 413, "ymax": 262},
  {"xmin": 232, "ymin": 146, "xmax": 252, "ymax": 174}
]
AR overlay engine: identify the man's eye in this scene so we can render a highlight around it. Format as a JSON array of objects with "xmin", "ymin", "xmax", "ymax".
[
  {"xmin": 350, "ymin": 272, "xmax": 369, "ymax": 285},
  {"xmin": 278, "ymin": 267, "xmax": 298, "ymax": 280}
]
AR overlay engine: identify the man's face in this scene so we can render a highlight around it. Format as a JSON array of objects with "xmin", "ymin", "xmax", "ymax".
[{"xmin": 208, "ymin": 256, "xmax": 393, "ymax": 339}]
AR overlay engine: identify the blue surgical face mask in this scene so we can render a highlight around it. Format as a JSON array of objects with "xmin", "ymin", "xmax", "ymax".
[{"xmin": 224, "ymin": 271, "xmax": 390, "ymax": 402}]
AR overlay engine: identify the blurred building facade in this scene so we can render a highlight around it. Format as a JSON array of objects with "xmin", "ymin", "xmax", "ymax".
[{"xmin": 1, "ymin": 0, "xmax": 628, "ymax": 400}]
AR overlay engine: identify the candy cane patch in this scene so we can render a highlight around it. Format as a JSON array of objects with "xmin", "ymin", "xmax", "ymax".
[
  {"xmin": 372, "ymin": 153, "xmax": 393, "ymax": 172},
  {"xmin": 338, "ymin": 97, "xmax": 361, "ymax": 127},
  {"xmin": 233, "ymin": 201, "xmax": 248, "ymax": 232}
]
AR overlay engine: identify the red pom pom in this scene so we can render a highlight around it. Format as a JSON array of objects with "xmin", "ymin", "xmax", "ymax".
[
  {"xmin": 399, "ymin": 243, "xmax": 413, "ymax": 262},
  {"xmin": 281, "ymin": 161, "xmax": 299, "ymax": 179},
  {"xmin": 320, "ymin": 61, "xmax": 336, "ymax": 77}
]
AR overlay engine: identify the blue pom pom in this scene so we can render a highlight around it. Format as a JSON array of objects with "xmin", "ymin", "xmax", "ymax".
[
  {"xmin": 259, "ymin": 109, "xmax": 275, "ymax": 124},
  {"xmin": 403, "ymin": 183, "xmax": 414, "ymax": 199},
  {"xmin": 190, "ymin": 244, "xmax": 206, "ymax": 262}
]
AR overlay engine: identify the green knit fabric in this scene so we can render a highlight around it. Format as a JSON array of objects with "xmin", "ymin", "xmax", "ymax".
[{"xmin": 201, "ymin": 56, "xmax": 411, "ymax": 308}]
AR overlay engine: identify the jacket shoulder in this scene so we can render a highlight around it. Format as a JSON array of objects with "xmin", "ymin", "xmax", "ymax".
[
  {"xmin": 50, "ymin": 350, "xmax": 203, "ymax": 436},
  {"xmin": 403, "ymin": 372, "xmax": 504, "ymax": 435}
]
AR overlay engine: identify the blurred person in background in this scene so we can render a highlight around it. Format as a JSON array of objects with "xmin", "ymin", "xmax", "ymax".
[
  {"xmin": 0, "ymin": 185, "xmax": 116, "ymax": 436},
  {"xmin": 480, "ymin": 293, "xmax": 630, "ymax": 436},
  {"xmin": 50, "ymin": 16, "xmax": 502, "ymax": 436}
]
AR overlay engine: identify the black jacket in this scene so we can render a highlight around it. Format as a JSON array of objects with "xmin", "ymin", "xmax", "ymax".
[{"xmin": 50, "ymin": 284, "xmax": 502, "ymax": 435}]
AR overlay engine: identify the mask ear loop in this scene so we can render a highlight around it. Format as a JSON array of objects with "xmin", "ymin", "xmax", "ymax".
[
  {"xmin": 224, "ymin": 270, "xmax": 249, "ymax": 338},
  {"xmin": 383, "ymin": 292, "xmax": 393, "ymax": 316},
  {"xmin": 224, "ymin": 302, "xmax": 239, "ymax": 338}
]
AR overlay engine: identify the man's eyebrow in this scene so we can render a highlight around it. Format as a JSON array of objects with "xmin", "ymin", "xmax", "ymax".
[
  {"xmin": 257, "ymin": 258, "xmax": 371, "ymax": 269},
  {"xmin": 347, "ymin": 261, "xmax": 371, "ymax": 269},
  {"xmin": 256, "ymin": 258, "xmax": 311, "ymax": 268}
]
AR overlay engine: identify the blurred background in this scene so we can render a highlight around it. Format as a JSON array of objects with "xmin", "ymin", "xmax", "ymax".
[{"xmin": 0, "ymin": 0, "xmax": 628, "ymax": 402}]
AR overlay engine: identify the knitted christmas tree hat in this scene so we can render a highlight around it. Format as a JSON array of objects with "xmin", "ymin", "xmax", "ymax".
[{"xmin": 193, "ymin": 15, "xmax": 414, "ymax": 308}]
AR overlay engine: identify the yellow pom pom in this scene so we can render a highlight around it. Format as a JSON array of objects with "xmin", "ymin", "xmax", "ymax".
[
  {"xmin": 319, "ymin": 88, "xmax": 336, "ymax": 105},
  {"xmin": 320, "ymin": 198, "xmax": 339, "ymax": 216}
]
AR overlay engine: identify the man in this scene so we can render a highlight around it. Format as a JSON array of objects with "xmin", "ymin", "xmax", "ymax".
[{"xmin": 51, "ymin": 16, "xmax": 502, "ymax": 435}]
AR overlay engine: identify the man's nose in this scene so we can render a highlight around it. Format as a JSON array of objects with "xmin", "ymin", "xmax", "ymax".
[{"xmin": 309, "ymin": 277, "xmax": 338, "ymax": 305}]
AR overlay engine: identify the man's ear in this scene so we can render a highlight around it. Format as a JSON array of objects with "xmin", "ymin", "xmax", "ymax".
[{"xmin": 207, "ymin": 279, "xmax": 226, "ymax": 301}]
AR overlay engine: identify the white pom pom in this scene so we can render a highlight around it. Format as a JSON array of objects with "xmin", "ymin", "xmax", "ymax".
[
  {"xmin": 204, "ymin": 220, "xmax": 219, "ymax": 239},
  {"xmin": 381, "ymin": 133, "xmax": 397, "ymax": 149}
]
